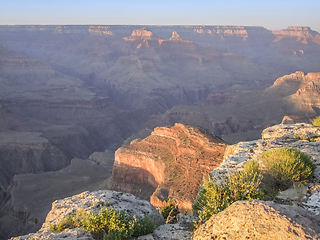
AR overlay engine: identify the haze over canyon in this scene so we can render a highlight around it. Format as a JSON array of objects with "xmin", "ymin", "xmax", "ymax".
[{"xmin": 1, "ymin": 25, "xmax": 320, "ymax": 239}]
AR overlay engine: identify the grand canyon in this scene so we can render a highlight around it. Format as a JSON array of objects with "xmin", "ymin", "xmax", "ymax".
[{"xmin": 1, "ymin": 25, "xmax": 320, "ymax": 239}]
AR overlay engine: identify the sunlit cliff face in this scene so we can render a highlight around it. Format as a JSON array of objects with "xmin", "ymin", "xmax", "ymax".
[{"xmin": 109, "ymin": 123, "xmax": 227, "ymax": 211}]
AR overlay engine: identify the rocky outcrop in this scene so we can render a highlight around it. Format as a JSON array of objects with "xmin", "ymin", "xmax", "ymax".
[
  {"xmin": 211, "ymin": 123, "xmax": 320, "ymax": 180},
  {"xmin": 168, "ymin": 31, "xmax": 193, "ymax": 44},
  {"xmin": 210, "ymin": 26, "xmax": 249, "ymax": 40},
  {"xmin": 123, "ymin": 28, "xmax": 158, "ymax": 41},
  {"xmin": 210, "ymin": 123, "xmax": 320, "ymax": 215},
  {"xmin": 10, "ymin": 191, "xmax": 198, "ymax": 240},
  {"xmin": 147, "ymin": 109, "xmax": 255, "ymax": 139},
  {"xmin": 281, "ymin": 115, "xmax": 312, "ymax": 124},
  {"xmin": 272, "ymin": 70, "xmax": 306, "ymax": 86},
  {"xmin": 139, "ymin": 213, "xmax": 197, "ymax": 240},
  {"xmin": 193, "ymin": 200, "xmax": 320, "ymax": 240},
  {"xmin": 109, "ymin": 123, "xmax": 227, "ymax": 211},
  {"xmin": 11, "ymin": 190, "xmax": 165, "ymax": 240},
  {"xmin": 191, "ymin": 26, "xmax": 249, "ymax": 39},
  {"xmin": 273, "ymin": 26, "xmax": 320, "ymax": 44},
  {"xmin": 123, "ymin": 28, "xmax": 196, "ymax": 48},
  {"xmin": 88, "ymin": 26, "xmax": 113, "ymax": 35},
  {"xmin": 272, "ymin": 71, "xmax": 320, "ymax": 90}
]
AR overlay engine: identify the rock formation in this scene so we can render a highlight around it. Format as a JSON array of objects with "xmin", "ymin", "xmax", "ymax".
[
  {"xmin": 109, "ymin": 123, "xmax": 227, "ymax": 210},
  {"xmin": 168, "ymin": 31, "xmax": 193, "ymax": 44},
  {"xmin": 88, "ymin": 26, "xmax": 113, "ymax": 35},
  {"xmin": 10, "ymin": 190, "xmax": 165, "ymax": 240},
  {"xmin": 193, "ymin": 200, "xmax": 320, "ymax": 240},
  {"xmin": 273, "ymin": 26, "xmax": 320, "ymax": 44},
  {"xmin": 281, "ymin": 115, "xmax": 311, "ymax": 124},
  {"xmin": 210, "ymin": 123, "xmax": 320, "ymax": 215},
  {"xmin": 0, "ymin": 131, "xmax": 69, "ymax": 201},
  {"xmin": 124, "ymin": 28, "xmax": 156, "ymax": 41},
  {"xmin": 123, "ymin": 28, "xmax": 163, "ymax": 48},
  {"xmin": 149, "ymin": 71, "xmax": 320, "ymax": 144}
]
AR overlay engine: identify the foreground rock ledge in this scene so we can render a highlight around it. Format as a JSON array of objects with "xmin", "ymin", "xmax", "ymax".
[
  {"xmin": 11, "ymin": 190, "xmax": 165, "ymax": 240},
  {"xmin": 193, "ymin": 200, "xmax": 320, "ymax": 240}
]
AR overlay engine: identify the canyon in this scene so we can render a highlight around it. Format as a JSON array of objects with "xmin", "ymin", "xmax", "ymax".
[
  {"xmin": 0, "ymin": 25, "xmax": 320, "ymax": 239},
  {"xmin": 10, "ymin": 123, "xmax": 320, "ymax": 240}
]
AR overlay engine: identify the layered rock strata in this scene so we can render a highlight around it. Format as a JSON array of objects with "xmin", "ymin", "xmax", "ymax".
[
  {"xmin": 273, "ymin": 26, "xmax": 320, "ymax": 44},
  {"xmin": 0, "ymin": 131, "xmax": 69, "ymax": 196},
  {"xmin": 0, "ymin": 153, "xmax": 114, "ymax": 240},
  {"xmin": 109, "ymin": 123, "xmax": 227, "ymax": 210}
]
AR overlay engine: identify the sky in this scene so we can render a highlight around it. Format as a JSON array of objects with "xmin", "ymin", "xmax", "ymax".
[{"xmin": 1, "ymin": 0, "xmax": 320, "ymax": 32}]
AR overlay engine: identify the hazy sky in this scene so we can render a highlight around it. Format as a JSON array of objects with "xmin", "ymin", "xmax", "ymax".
[{"xmin": 1, "ymin": 0, "xmax": 319, "ymax": 32}]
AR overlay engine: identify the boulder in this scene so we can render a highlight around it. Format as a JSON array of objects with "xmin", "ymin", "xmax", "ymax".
[
  {"xmin": 193, "ymin": 200, "xmax": 320, "ymax": 240},
  {"xmin": 137, "ymin": 213, "xmax": 198, "ymax": 240}
]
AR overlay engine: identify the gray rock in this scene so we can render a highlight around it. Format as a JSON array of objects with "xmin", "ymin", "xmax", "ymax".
[
  {"xmin": 152, "ymin": 223, "xmax": 192, "ymax": 240},
  {"xmin": 193, "ymin": 200, "xmax": 320, "ymax": 240},
  {"xmin": 276, "ymin": 184, "xmax": 309, "ymax": 202},
  {"xmin": 135, "ymin": 214, "xmax": 198, "ymax": 240},
  {"xmin": 210, "ymin": 123, "xmax": 320, "ymax": 214},
  {"xmin": 12, "ymin": 190, "xmax": 164, "ymax": 240},
  {"xmin": 11, "ymin": 229, "xmax": 94, "ymax": 240}
]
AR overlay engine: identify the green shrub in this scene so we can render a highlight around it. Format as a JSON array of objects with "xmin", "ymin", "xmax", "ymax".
[
  {"xmin": 132, "ymin": 214, "xmax": 156, "ymax": 237},
  {"xmin": 293, "ymin": 133, "xmax": 316, "ymax": 142},
  {"xmin": 50, "ymin": 207, "xmax": 156, "ymax": 240},
  {"xmin": 160, "ymin": 199, "xmax": 180, "ymax": 224},
  {"xmin": 192, "ymin": 160, "xmax": 263, "ymax": 221},
  {"xmin": 49, "ymin": 214, "xmax": 76, "ymax": 231},
  {"xmin": 312, "ymin": 116, "xmax": 320, "ymax": 127},
  {"xmin": 227, "ymin": 160, "xmax": 264, "ymax": 201},
  {"xmin": 260, "ymin": 147, "xmax": 316, "ymax": 184}
]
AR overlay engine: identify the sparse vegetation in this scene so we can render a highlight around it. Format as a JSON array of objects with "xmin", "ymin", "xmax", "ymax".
[
  {"xmin": 192, "ymin": 148, "xmax": 316, "ymax": 228},
  {"xmin": 260, "ymin": 147, "xmax": 316, "ymax": 186},
  {"xmin": 192, "ymin": 160, "xmax": 264, "ymax": 221},
  {"xmin": 160, "ymin": 199, "xmax": 180, "ymax": 224},
  {"xmin": 183, "ymin": 209, "xmax": 189, "ymax": 215},
  {"xmin": 312, "ymin": 116, "xmax": 320, "ymax": 127},
  {"xmin": 49, "ymin": 207, "xmax": 156, "ymax": 240},
  {"xmin": 294, "ymin": 133, "xmax": 316, "ymax": 142}
]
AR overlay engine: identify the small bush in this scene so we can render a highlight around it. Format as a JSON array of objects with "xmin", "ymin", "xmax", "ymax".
[
  {"xmin": 192, "ymin": 160, "xmax": 263, "ymax": 221},
  {"xmin": 132, "ymin": 214, "xmax": 156, "ymax": 237},
  {"xmin": 160, "ymin": 199, "xmax": 179, "ymax": 224},
  {"xmin": 260, "ymin": 147, "xmax": 316, "ymax": 185},
  {"xmin": 293, "ymin": 133, "xmax": 316, "ymax": 142},
  {"xmin": 192, "ymin": 178, "xmax": 229, "ymax": 221},
  {"xmin": 312, "ymin": 116, "xmax": 320, "ymax": 127},
  {"xmin": 50, "ymin": 207, "xmax": 156, "ymax": 240}
]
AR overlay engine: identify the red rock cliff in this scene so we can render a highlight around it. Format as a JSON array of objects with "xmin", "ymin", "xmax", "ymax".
[{"xmin": 109, "ymin": 123, "xmax": 227, "ymax": 211}]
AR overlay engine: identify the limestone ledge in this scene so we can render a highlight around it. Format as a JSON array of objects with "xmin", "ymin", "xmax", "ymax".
[
  {"xmin": 210, "ymin": 123, "xmax": 320, "ymax": 215},
  {"xmin": 11, "ymin": 190, "xmax": 165, "ymax": 240}
]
